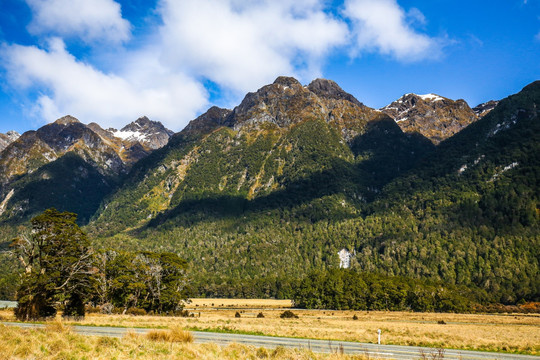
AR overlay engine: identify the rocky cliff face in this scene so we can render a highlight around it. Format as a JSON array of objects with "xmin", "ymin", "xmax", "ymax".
[
  {"xmin": 0, "ymin": 131, "xmax": 20, "ymax": 152},
  {"xmin": 381, "ymin": 93, "xmax": 478, "ymax": 144},
  {"xmin": 473, "ymin": 100, "xmax": 499, "ymax": 117}
]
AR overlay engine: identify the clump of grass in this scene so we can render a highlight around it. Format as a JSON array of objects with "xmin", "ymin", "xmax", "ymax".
[
  {"xmin": 145, "ymin": 326, "xmax": 194, "ymax": 343},
  {"xmin": 45, "ymin": 320, "xmax": 71, "ymax": 333}
]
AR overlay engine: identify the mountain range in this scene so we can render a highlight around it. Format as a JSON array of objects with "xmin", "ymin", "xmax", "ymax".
[{"xmin": 0, "ymin": 77, "xmax": 538, "ymax": 304}]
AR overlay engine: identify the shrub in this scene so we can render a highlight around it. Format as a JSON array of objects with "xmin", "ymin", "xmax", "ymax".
[
  {"xmin": 126, "ymin": 307, "xmax": 147, "ymax": 316},
  {"xmin": 257, "ymin": 312, "xmax": 265, "ymax": 318},
  {"xmin": 235, "ymin": 311, "xmax": 241, "ymax": 318},
  {"xmin": 280, "ymin": 310, "xmax": 298, "ymax": 319}
]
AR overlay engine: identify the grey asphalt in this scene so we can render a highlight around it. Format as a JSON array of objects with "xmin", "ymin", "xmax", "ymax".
[
  {"xmin": 2, "ymin": 322, "xmax": 539, "ymax": 360},
  {"xmin": 0, "ymin": 300, "xmax": 17, "ymax": 308}
]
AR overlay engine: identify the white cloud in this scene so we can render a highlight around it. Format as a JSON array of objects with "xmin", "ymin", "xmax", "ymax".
[
  {"xmin": 1, "ymin": 38, "xmax": 208, "ymax": 131},
  {"xmin": 0, "ymin": 0, "xmax": 448, "ymax": 133},
  {"xmin": 25, "ymin": 0, "xmax": 131, "ymax": 44},
  {"xmin": 344, "ymin": 0, "xmax": 441, "ymax": 61},
  {"xmin": 157, "ymin": 0, "xmax": 348, "ymax": 93}
]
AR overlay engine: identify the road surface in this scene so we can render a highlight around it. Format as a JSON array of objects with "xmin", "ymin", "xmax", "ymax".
[{"xmin": 2, "ymin": 322, "xmax": 539, "ymax": 360}]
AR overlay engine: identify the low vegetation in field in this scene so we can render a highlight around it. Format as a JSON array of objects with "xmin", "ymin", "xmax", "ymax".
[
  {"xmin": 2, "ymin": 307, "xmax": 539, "ymax": 355},
  {"xmin": 0, "ymin": 324, "xmax": 363, "ymax": 360}
]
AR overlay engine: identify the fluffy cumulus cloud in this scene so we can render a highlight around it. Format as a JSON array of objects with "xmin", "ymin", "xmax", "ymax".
[
  {"xmin": 1, "ymin": 38, "xmax": 208, "ymax": 130},
  {"xmin": 344, "ymin": 0, "xmax": 440, "ymax": 61},
  {"xmin": 25, "ymin": 0, "xmax": 131, "ymax": 44},
  {"xmin": 157, "ymin": 0, "xmax": 349, "ymax": 93},
  {"xmin": 0, "ymin": 0, "xmax": 445, "ymax": 131}
]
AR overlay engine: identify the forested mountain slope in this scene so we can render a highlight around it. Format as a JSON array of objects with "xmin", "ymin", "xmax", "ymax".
[
  {"xmin": 0, "ymin": 78, "xmax": 537, "ymax": 304},
  {"xmin": 86, "ymin": 78, "xmax": 538, "ymax": 303}
]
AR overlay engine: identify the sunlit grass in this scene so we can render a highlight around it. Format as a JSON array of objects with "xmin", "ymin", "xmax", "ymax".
[
  {"xmin": 0, "ymin": 323, "xmax": 364, "ymax": 359},
  {"xmin": 1, "ymin": 300, "xmax": 539, "ymax": 355}
]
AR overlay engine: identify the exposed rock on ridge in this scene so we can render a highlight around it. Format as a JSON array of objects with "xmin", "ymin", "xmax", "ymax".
[
  {"xmin": 225, "ymin": 76, "xmax": 387, "ymax": 143},
  {"xmin": 110, "ymin": 116, "xmax": 174, "ymax": 150},
  {"xmin": 381, "ymin": 93, "xmax": 478, "ymax": 144},
  {"xmin": 0, "ymin": 130, "xmax": 20, "ymax": 152},
  {"xmin": 473, "ymin": 100, "xmax": 499, "ymax": 117}
]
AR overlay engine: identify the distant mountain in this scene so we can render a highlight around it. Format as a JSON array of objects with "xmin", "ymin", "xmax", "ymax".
[
  {"xmin": 0, "ymin": 131, "xmax": 20, "ymax": 152},
  {"xmin": 381, "ymin": 93, "xmax": 478, "ymax": 144},
  {"xmin": 0, "ymin": 115, "xmax": 173, "ymax": 224},
  {"xmin": 473, "ymin": 100, "xmax": 500, "ymax": 117},
  {"xmin": 108, "ymin": 116, "xmax": 175, "ymax": 150}
]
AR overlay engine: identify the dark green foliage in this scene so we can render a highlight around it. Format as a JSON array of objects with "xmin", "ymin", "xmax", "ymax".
[
  {"xmin": 12, "ymin": 209, "xmax": 94, "ymax": 320},
  {"xmin": 0, "ymin": 252, "xmax": 19, "ymax": 300},
  {"xmin": 63, "ymin": 292, "xmax": 85, "ymax": 319},
  {"xmin": 293, "ymin": 269, "xmax": 475, "ymax": 312},
  {"xmin": 280, "ymin": 310, "xmax": 298, "ymax": 318},
  {"xmin": 93, "ymin": 250, "xmax": 189, "ymax": 313}
]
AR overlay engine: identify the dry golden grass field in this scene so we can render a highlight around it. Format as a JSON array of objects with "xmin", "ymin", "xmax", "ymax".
[
  {"xmin": 1, "ymin": 298, "xmax": 539, "ymax": 356},
  {"xmin": 0, "ymin": 322, "xmax": 356, "ymax": 360}
]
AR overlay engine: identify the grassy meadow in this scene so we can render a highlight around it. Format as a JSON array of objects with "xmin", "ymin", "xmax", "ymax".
[
  {"xmin": 1, "ymin": 298, "xmax": 539, "ymax": 357},
  {"xmin": 0, "ymin": 322, "xmax": 357, "ymax": 360}
]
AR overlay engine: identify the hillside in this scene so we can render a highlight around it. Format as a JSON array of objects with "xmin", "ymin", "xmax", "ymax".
[
  {"xmin": 84, "ymin": 78, "xmax": 538, "ymax": 303},
  {"xmin": 0, "ymin": 78, "xmax": 537, "ymax": 304},
  {"xmin": 0, "ymin": 116, "xmax": 173, "ymax": 226}
]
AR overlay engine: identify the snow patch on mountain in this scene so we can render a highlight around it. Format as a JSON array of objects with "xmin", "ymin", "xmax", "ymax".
[
  {"xmin": 418, "ymin": 94, "xmax": 444, "ymax": 102},
  {"xmin": 112, "ymin": 130, "xmax": 148, "ymax": 142}
]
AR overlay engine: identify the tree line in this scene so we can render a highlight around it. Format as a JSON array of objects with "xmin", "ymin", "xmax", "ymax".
[{"xmin": 292, "ymin": 268, "xmax": 480, "ymax": 312}]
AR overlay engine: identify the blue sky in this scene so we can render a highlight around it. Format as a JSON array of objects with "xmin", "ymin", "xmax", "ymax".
[{"xmin": 0, "ymin": 0, "xmax": 539, "ymax": 134}]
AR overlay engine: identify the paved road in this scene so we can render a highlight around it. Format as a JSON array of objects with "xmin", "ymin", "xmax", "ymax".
[
  {"xmin": 2, "ymin": 322, "xmax": 539, "ymax": 360},
  {"xmin": 0, "ymin": 300, "xmax": 17, "ymax": 308}
]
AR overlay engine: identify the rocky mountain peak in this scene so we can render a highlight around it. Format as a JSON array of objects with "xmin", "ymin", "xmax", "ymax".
[
  {"xmin": 228, "ymin": 76, "xmax": 318, "ymax": 129},
  {"xmin": 273, "ymin": 76, "xmax": 302, "ymax": 88},
  {"xmin": 216, "ymin": 76, "xmax": 386, "ymax": 145},
  {"xmin": 307, "ymin": 78, "xmax": 364, "ymax": 107},
  {"xmin": 54, "ymin": 115, "xmax": 80, "ymax": 126},
  {"xmin": 183, "ymin": 106, "xmax": 232, "ymax": 136},
  {"xmin": 111, "ymin": 117, "xmax": 174, "ymax": 150},
  {"xmin": 5, "ymin": 130, "xmax": 20, "ymax": 140},
  {"xmin": 381, "ymin": 93, "xmax": 478, "ymax": 144},
  {"xmin": 0, "ymin": 130, "xmax": 20, "ymax": 152}
]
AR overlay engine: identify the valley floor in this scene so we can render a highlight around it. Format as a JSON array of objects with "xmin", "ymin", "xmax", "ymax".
[{"xmin": 1, "ymin": 299, "xmax": 539, "ymax": 355}]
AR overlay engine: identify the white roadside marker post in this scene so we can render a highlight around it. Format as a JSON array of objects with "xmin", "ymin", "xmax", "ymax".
[{"xmin": 377, "ymin": 329, "xmax": 381, "ymax": 345}]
